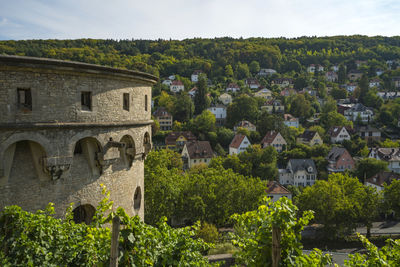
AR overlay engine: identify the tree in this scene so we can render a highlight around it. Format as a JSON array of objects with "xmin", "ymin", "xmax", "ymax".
[
  {"xmin": 383, "ymin": 179, "xmax": 400, "ymax": 220},
  {"xmin": 358, "ymin": 74, "xmax": 369, "ymax": 104},
  {"xmin": 338, "ymin": 64, "xmax": 346, "ymax": 84},
  {"xmin": 158, "ymin": 91, "xmax": 175, "ymax": 112},
  {"xmin": 289, "ymin": 94, "xmax": 312, "ymax": 119},
  {"xmin": 226, "ymin": 95, "xmax": 258, "ymax": 127},
  {"xmin": 194, "ymin": 74, "xmax": 208, "ymax": 115},
  {"xmin": 353, "ymin": 158, "xmax": 388, "ymax": 183},
  {"xmin": 189, "ymin": 110, "xmax": 216, "ymax": 138},
  {"xmin": 172, "ymin": 92, "xmax": 194, "ymax": 122},
  {"xmin": 249, "ymin": 60, "xmax": 260, "ymax": 74},
  {"xmin": 294, "ymin": 76, "xmax": 308, "ymax": 90},
  {"xmin": 320, "ymin": 111, "xmax": 352, "ymax": 131},
  {"xmin": 235, "ymin": 62, "xmax": 250, "ymax": 79},
  {"xmin": 225, "ymin": 64, "xmax": 234, "ymax": 77}
]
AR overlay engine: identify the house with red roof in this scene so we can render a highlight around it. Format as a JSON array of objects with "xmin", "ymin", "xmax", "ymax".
[
  {"xmin": 266, "ymin": 181, "xmax": 292, "ymax": 202},
  {"xmin": 226, "ymin": 83, "xmax": 240, "ymax": 93},
  {"xmin": 165, "ymin": 131, "xmax": 197, "ymax": 149},
  {"xmin": 365, "ymin": 171, "xmax": 400, "ymax": 192},
  {"xmin": 170, "ymin": 80, "xmax": 184, "ymax": 93},
  {"xmin": 261, "ymin": 131, "xmax": 287, "ymax": 152},
  {"xmin": 229, "ymin": 134, "xmax": 251, "ymax": 155}
]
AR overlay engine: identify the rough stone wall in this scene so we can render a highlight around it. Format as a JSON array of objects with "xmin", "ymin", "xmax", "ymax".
[{"xmin": 0, "ymin": 56, "xmax": 156, "ymax": 220}]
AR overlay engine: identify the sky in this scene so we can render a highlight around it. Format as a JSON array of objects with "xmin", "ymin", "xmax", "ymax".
[{"xmin": 0, "ymin": 0, "xmax": 399, "ymax": 40}]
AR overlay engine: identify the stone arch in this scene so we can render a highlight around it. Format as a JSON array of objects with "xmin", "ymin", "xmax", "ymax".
[
  {"xmin": 72, "ymin": 204, "xmax": 96, "ymax": 224},
  {"xmin": 67, "ymin": 131, "xmax": 106, "ymax": 158},
  {"xmin": 71, "ymin": 137, "xmax": 103, "ymax": 176},
  {"xmin": 120, "ymin": 135, "xmax": 136, "ymax": 167},
  {"xmin": 0, "ymin": 140, "xmax": 50, "ymax": 186},
  {"xmin": 133, "ymin": 186, "xmax": 142, "ymax": 212}
]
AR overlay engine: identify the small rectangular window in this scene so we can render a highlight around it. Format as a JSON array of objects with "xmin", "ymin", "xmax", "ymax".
[
  {"xmin": 123, "ymin": 93, "xmax": 130, "ymax": 111},
  {"xmin": 17, "ymin": 88, "xmax": 32, "ymax": 110},
  {"xmin": 81, "ymin": 92, "xmax": 92, "ymax": 111},
  {"xmin": 145, "ymin": 95, "xmax": 148, "ymax": 111}
]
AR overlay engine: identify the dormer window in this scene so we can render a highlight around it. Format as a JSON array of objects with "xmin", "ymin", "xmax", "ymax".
[
  {"xmin": 308, "ymin": 166, "xmax": 313, "ymax": 172},
  {"xmin": 17, "ymin": 88, "xmax": 32, "ymax": 111}
]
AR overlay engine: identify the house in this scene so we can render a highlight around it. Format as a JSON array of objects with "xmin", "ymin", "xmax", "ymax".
[
  {"xmin": 279, "ymin": 159, "xmax": 317, "ymax": 186},
  {"xmin": 207, "ymin": 104, "xmax": 227, "ymax": 126},
  {"xmin": 245, "ymin": 78, "xmax": 260, "ymax": 89},
  {"xmin": 226, "ymin": 83, "xmax": 240, "ymax": 93},
  {"xmin": 345, "ymin": 83, "xmax": 357, "ymax": 93},
  {"xmin": 344, "ymin": 103, "xmax": 374, "ymax": 123},
  {"xmin": 369, "ymin": 79, "xmax": 381, "ymax": 88},
  {"xmin": 170, "ymin": 80, "xmax": 185, "ymax": 93},
  {"xmin": 181, "ymin": 141, "xmax": 214, "ymax": 169},
  {"xmin": 355, "ymin": 60, "xmax": 367, "ymax": 68},
  {"xmin": 376, "ymin": 69, "xmax": 385, "ymax": 76},
  {"xmin": 229, "ymin": 134, "xmax": 251, "ymax": 155},
  {"xmin": 271, "ymin": 78, "xmax": 293, "ymax": 88},
  {"xmin": 377, "ymin": 92, "xmax": 400, "ymax": 100},
  {"xmin": 356, "ymin": 125, "xmax": 381, "ymax": 142},
  {"xmin": 307, "ymin": 64, "xmax": 324, "ymax": 73},
  {"xmin": 347, "ymin": 70, "xmax": 364, "ymax": 81},
  {"xmin": 254, "ymin": 88, "xmax": 272, "ymax": 99},
  {"xmin": 284, "ymin": 114, "xmax": 299, "ymax": 128},
  {"xmin": 261, "ymin": 99, "xmax": 284, "ymax": 114},
  {"xmin": 325, "ymin": 71, "xmax": 338, "ymax": 82},
  {"xmin": 297, "ymin": 130, "xmax": 323, "ymax": 146},
  {"xmin": 191, "ymin": 70, "xmax": 203, "ymax": 82},
  {"xmin": 258, "ymin": 68, "xmax": 277, "ymax": 77},
  {"xmin": 261, "ymin": 131, "xmax": 287, "ymax": 152},
  {"xmin": 162, "ymin": 79, "xmax": 173, "ymax": 86},
  {"xmin": 393, "ymin": 77, "xmax": 400, "ymax": 88},
  {"xmin": 153, "ymin": 107, "xmax": 173, "ymax": 131},
  {"xmin": 234, "ymin": 120, "xmax": 257, "ymax": 132},
  {"xmin": 327, "ymin": 126, "xmax": 352, "ymax": 143},
  {"xmin": 266, "ymin": 181, "xmax": 292, "ymax": 202},
  {"xmin": 365, "ymin": 171, "xmax": 400, "ymax": 192},
  {"xmin": 218, "ymin": 93, "xmax": 232, "ymax": 105},
  {"xmin": 326, "ymin": 147, "xmax": 355, "ymax": 173},
  {"xmin": 280, "ymin": 88, "xmax": 297, "ymax": 97},
  {"xmin": 165, "ymin": 131, "xmax": 197, "ymax": 149},
  {"xmin": 332, "ymin": 64, "xmax": 340, "ymax": 72},
  {"xmin": 369, "ymin": 148, "xmax": 400, "ymax": 173},
  {"xmin": 188, "ymin": 87, "xmax": 197, "ymax": 98}
]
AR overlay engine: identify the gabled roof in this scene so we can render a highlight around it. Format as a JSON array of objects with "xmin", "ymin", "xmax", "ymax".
[
  {"xmin": 171, "ymin": 80, "xmax": 183, "ymax": 86},
  {"xmin": 327, "ymin": 147, "xmax": 349, "ymax": 162},
  {"xmin": 284, "ymin": 114, "xmax": 298, "ymax": 122},
  {"xmin": 261, "ymin": 131, "xmax": 281, "ymax": 144},
  {"xmin": 327, "ymin": 126, "xmax": 353, "ymax": 137},
  {"xmin": 235, "ymin": 120, "xmax": 255, "ymax": 129},
  {"xmin": 165, "ymin": 131, "xmax": 197, "ymax": 145},
  {"xmin": 288, "ymin": 159, "xmax": 317, "ymax": 173},
  {"xmin": 229, "ymin": 134, "xmax": 248, "ymax": 149},
  {"xmin": 153, "ymin": 107, "xmax": 171, "ymax": 117},
  {"xmin": 185, "ymin": 141, "xmax": 214, "ymax": 159},
  {"xmin": 227, "ymin": 83, "xmax": 239, "ymax": 88},
  {"xmin": 266, "ymin": 181, "xmax": 291, "ymax": 195},
  {"xmin": 192, "ymin": 70, "xmax": 203, "ymax": 75},
  {"xmin": 370, "ymin": 148, "xmax": 400, "ymax": 162},
  {"xmin": 298, "ymin": 130, "xmax": 318, "ymax": 141},
  {"xmin": 366, "ymin": 171, "xmax": 400, "ymax": 187}
]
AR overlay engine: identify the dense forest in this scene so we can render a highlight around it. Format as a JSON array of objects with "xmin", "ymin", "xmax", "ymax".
[{"xmin": 1, "ymin": 36, "xmax": 400, "ymax": 79}]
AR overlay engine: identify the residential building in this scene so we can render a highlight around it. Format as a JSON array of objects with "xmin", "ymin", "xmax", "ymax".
[
  {"xmin": 245, "ymin": 78, "xmax": 260, "ymax": 89},
  {"xmin": 369, "ymin": 148, "xmax": 400, "ymax": 173},
  {"xmin": 271, "ymin": 78, "xmax": 293, "ymax": 88},
  {"xmin": 344, "ymin": 103, "xmax": 374, "ymax": 123},
  {"xmin": 393, "ymin": 77, "xmax": 400, "ymax": 88},
  {"xmin": 376, "ymin": 69, "xmax": 384, "ymax": 76},
  {"xmin": 307, "ymin": 64, "xmax": 324, "ymax": 73},
  {"xmin": 355, "ymin": 60, "xmax": 367, "ymax": 68},
  {"xmin": 327, "ymin": 126, "xmax": 352, "ymax": 143},
  {"xmin": 229, "ymin": 134, "xmax": 251, "ymax": 155},
  {"xmin": 258, "ymin": 68, "xmax": 277, "ymax": 77},
  {"xmin": 266, "ymin": 181, "xmax": 292, "ymax": 202},
  {"xmin": 188, "ymin": 87, "xmax": 197, "ymax": 98},
  {"xmin": 218, "ymin": 93, "xmax": 232, "ymax": 105},
  {"xmin": 365, "ymin": 171, "xmax": 400, "ymax": 192},
  {"xmin": 153, "ymin": 107, "xmax": 173, "ymax": 131},
  {"xmin": 325, "ymin": 71, "xmax": 338, "ymax": 82},
  {"xmin": 284, "ymin": 114, "xmax": 299, "ymax": 128},
  {"xmin": 279, "ymin": 159, "xmax": 317, "ymax": 186},
  {"xmin": 162, "ymin": 79, "xmax": 173, "ymax": 86},
  {"xmin": 226, "ymin": 83, "xmax": 240, "ymax": 93},
  {"xmin": 261, "ymin": 131, "xmax": 287, "ymax": 152},
  {"xmin": 191, "ymin": 70, "xmax": 203, "ymax": 82},
  {"xmin": 280, "ymin": 88, "xmax": 297, "ymax": 97},
  {"xmin": 332, "ymin": 64, "xmax": 340, "ymax": 72},
  {"xmin": 165, "ymin": 131, "xmax": 197, "ymax": 149},
  {"xmin": 170, "ymin": 80, "xmax": 184, "ymax": 93},
  {"xmin": 369, "ymin": 79, "xmax": 381, "ymax": 88},
  {"xmin": 234, "ymin": 120, "xmax": 257, "ymax": 132},
  {"xmin": 261, "ymin": 99, "xmax": 284, "ymax": 114},
  {"xmin": 326, "ymin": 147, "xmax": 355, "ymax": 173},
  {"xmin": 182, "ymin": 141, "xmax": 213, "ymax": 169},
  {"xmin": 207, "ymin": 104, "xmax": 227, "ymax": 126},
  {"xmin": 345, "ymin": 83, "xmax": 357, "ymax": 93},
  {"xmin": 254, "ymin": 88, "xmax": 272, "ymax": 99},
  {"xmin": 348, "ymin": 70, "xmax": 364, "ymax": 81},
  {"xmin": 297, "ymin": 130, "xmax": 323, "ymax": 146},
  {"xmin": 377, "ymin": 92, "xmax": 400, "ymax": 100},
  {"xmin": 357, "ymin": 126, "xmax": 381, "ymax": 142}
]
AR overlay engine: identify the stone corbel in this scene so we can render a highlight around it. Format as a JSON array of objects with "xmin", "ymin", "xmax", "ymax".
[{"xmin": 43, "ymin": 156, "xmax": 72, "ymax": 181}]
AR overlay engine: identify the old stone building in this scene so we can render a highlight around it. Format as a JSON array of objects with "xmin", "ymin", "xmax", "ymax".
[{"xmin": 0, "ymin": 55, "xmax": 157, "ymax": 223}]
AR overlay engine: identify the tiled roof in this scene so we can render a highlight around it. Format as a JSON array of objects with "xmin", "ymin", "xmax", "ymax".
[
  {"xmin": 153, "ymin": 107, "xmax": 171, "ymax": 117},
  {"xmin": 366, "ymin": 171, "xmax": 400, "ymax": 187},
  {"xmin": 235, "ymin": 120, "xmax": 255, "ymax": 128},
  {"xmin": 289, "ymin": 159, "xmax": 317, "ymax": 174},
  {"xmin": 229, "ymin": 134, "xmax": 247, "ymax": 149},
  {"xmin": 165, "ymin": 131, "xmax": 197, "ymax": 146},
  {"xmin": 185, "ymin": 141, "xmax": 214, "ymax": 159},
  {"xmin": 327, "ymin": 126, "xmax": 353, "ymax": 137},
  {"xmin": 266, "ymin": 181, "xmax": 291, "ymax": 195},
  {"xmin": 327, "ymin": 147, "xmax": 348, "ymax": 161},
  {"xmin": 261, "ymin": 131, "xmax": 279, "ymax": 145},
  {"xmin": 298, "ymin": 130, "xmax": 317, "ymax": 141},
  {"xmin": 284, "ymin": 114, "xmax": 297, "ymax": 122},
  {"xmin": 171, "ymin": 80, "xmax": 183, "ymax": 86}
]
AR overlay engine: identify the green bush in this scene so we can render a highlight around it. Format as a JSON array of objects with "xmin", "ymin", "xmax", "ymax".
[{"xmin": 197, "ymin": 222, "xmax": 220, "ymax": 243}]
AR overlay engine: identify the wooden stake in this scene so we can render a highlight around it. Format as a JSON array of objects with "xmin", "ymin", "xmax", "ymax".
[
  {"xmin": 272, "ymin": 226, "xmax": 281, "ymax": 267},
  {"xmin": 110, "ymin": 216, "xmax": 120, "ymax": 267}
]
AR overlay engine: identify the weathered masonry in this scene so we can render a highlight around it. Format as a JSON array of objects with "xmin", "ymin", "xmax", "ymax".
[{"xmin": 0, "ymin": 55, "xmax": 157, "ymax": 222}]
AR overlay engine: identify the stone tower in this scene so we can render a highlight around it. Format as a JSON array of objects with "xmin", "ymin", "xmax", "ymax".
[{"xmin": 0, "ymin": 55, "xmax": 157, "ymax": 222}]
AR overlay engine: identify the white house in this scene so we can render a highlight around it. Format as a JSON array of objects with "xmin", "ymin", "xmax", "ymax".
[
  {"xmin": 266, "ymin": 181, "xmax": 292, "ymax": 202},
  {"xmin": 218, "ymin": 93, "xmax": 232, "ymax": 105},
  {"xmin": 162, "ymin": 79, "xmax": 173, "ymax": 86},
  {"xmin": 188, "ymin": 87, "xmax": 197, "ymax": 98},
  {"xmin": 327, "ymin": 126, "xmax": 352, "ymax": 143},
  {"xmin": 284, "ymin": 114, "xmax": 299, "ymax": 128},
  {"xmin": 170, "ymin": 80, "xmax": 184, "ymax": 93},
  {"xmin": 258, "ymin": 68, "xmax": 277, "ymax": 77},
  {"xmin": 325, "ymin": 71, "xmax": 338, "ymax": 82},
  {"xmin": 191, "ymin": 70, "xmax": 203, "ymax": 82},
  {"xmin": 279, "ymin": 159, "xmax": 317, "ymax": 187},
  {"xmin": 345, "ymin": 83, "xmax": 357, "ymax": 93},
  {"xmin": 369, "ymin": 79, "xmax": 381, "ymax": 88},
  {"xmin": 226, "ymin": 83, "xmax": 240, "ymax": 93},
  {"xmin": 229, "ymin": 134, "xmax": 251, "ymax": 155},
  {"xmin": 369, "ymin": 148, "xmax": 400, "ymax": 174},
  {"xmin": 207, "ymin": 104, "xmax": 227, "ymax": 125},
  {"xmin": 344, "ymin": 103, "xmax": 374, "ymax": 123},
  {"xmin": 307, "ymin": 64, "xmax": 324, "ymax": 73}
]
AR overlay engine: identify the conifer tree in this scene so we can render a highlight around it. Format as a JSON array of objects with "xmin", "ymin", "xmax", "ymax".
[{"xmin": 194, "ymin": 74, "xmax": 208, "ymax": 115}]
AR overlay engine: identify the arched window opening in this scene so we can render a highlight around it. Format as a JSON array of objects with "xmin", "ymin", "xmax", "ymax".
[
  {"xmin": 72, "ymin": 204, "xmax": 95, "ymax": 225},
  {"xmin": 72, "ymin": 137, "xmax": 102, "ymax": 176},
  {"xmin": 120, "ymin": 135, "xmax": 135, "ymax": 167},
  {"xmin": 133, "ymin": 187, "xmax": 142, "ymax": 211},
  {"xmin": 143, "ymin": 132, "xmax": 151, "ymax": 155}
]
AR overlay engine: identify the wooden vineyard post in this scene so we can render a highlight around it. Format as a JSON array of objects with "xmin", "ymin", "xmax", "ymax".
[
  {"xmin": 272, "ymin": 226, "xmax": 281, "ymax": 267},
  {"xmin": 110, "ymin": 216, "xmax": 121, "ymax": 267}
]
